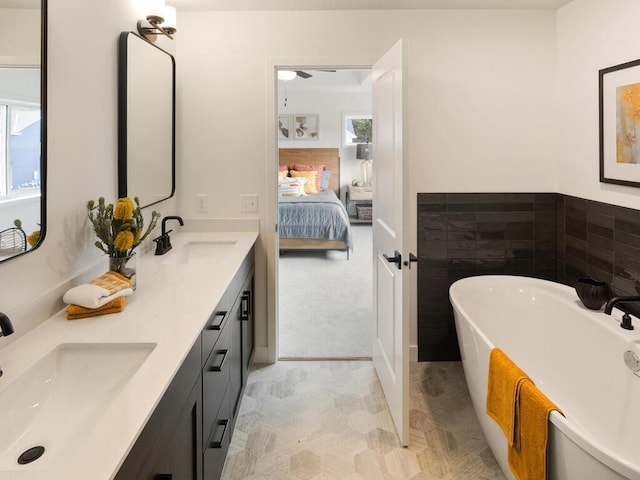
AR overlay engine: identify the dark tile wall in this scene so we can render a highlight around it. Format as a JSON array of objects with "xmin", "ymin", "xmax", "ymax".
[
  {"xmin": 417, "ymin": 192, "xmax": 640, "ymax": 362},
  {"xmin": 417, "ymin": 193, "xmax": 557, "ymax": 362},
  {"xmin": 557, "ymin": 195, "xmax": 640, "ymax": 311}
]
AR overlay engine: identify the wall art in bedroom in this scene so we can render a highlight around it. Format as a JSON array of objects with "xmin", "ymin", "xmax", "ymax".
[
  {"xmin": 278, "ymin": 114, "xmax": 291, "ymax": 141},
  {"xmin": 600, "ymin": 58, "xmax": 640, "ymax": 187},
  {"xmin": 293, "ymin": 114, "xmax": 319, "ymax": 140}
]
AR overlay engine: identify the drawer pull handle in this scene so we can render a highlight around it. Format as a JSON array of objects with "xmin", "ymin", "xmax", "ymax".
[
  {"xmin": 210, "ymin": 419, "xmax": 229, "ymax": 449},
  {"xmin": 208, "ymin": 311, "xmax": 227, "ymax": 330},
  {"xmin": 240, "ymin": 292, "xmax": 251, "ymax": 321},
  {"xmin": 209, "ymin": 349, "xmax": 228, "ymax": 372},
  {"xmin": 154, "ymin": 475, "xmax": 173, "ymax": 480}
]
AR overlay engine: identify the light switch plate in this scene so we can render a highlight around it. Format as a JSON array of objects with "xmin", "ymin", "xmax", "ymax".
[{"xmin": 240, "ymin": 194, "xmax": 258, "ymax": 213}]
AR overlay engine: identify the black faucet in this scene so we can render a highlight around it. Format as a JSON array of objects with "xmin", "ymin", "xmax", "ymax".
[
  {"xmin": 604, "ymin": 296, "xmax": 640, "ymax": 330},
  {"xmin": 154, "ymin": 216, "xmax": 184, "ymax": 255},
  {"xmin": 0, "ymin": 312, "xmax": 14, "ymax": 378}
]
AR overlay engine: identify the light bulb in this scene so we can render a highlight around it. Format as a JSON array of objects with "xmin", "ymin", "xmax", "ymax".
[
  {"xmin": 163, "ymin": 5, "xmax": 177, "ymax": 30},
  {"xmin": 278, "ymin": 70, "xmax": 297, "ymax": 81},
  {"xmin": 147, "ymin": 0, "xmax": 166, "ymax": 20}
]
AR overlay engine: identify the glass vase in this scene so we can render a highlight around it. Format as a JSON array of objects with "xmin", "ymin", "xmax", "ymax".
[{"xmin": 109, "ymin": 253, "xmax": 136, "ymax": 290}]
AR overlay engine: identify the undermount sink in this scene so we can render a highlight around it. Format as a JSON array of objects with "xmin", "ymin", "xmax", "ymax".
[
  {"xmin": 0, "ymin": 342, "xmax": 155, "ymax": 471},
  {"xmin": 161, "ymin": 240, "xmax": 236, "ymax": 265}
]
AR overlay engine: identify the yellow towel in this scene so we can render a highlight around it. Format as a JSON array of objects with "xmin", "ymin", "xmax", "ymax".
[
  {"xmin": 91, "ymin": 271, "xmax": 133, "ymax": 293},
  {"xmin": 486, "ymin": 348, "xmax": 530, "ymax": 447},
  {"xmin": 66, "ymin": 296, "xmax": 127, "ymax": 320},
  {"xmin": 508, "ymin": 380, "xmax": 562, "ymax": 480}
]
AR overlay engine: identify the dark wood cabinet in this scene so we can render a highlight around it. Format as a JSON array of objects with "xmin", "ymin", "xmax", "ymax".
[
  {"xmin": 117, "ymin": 248, "xmax": 255, "ymax": 480},
  {"xmin": 115, "ymin": 340, "xmax": 202, "ymax": 480},
  {"xmin": 203, "ymin": 256, "xmax": 254, "ymax": 479},
  {"xmin": 150, "ymin": 376, "xmax": 203, "ymax": 480}
]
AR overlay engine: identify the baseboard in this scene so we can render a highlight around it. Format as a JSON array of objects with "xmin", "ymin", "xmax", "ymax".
[
  {"xmin": 279, "ymin": 356, "xmax": 372, "ymax": 361},
  {"xmin": 253, "ymin": 346, "xmax": 269, "ymax": 364},
  {"xmin": 410, "ymin": 344, "xmax": 418, "ymax": 362}
]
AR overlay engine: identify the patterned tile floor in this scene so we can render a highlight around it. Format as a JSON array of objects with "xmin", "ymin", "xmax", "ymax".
[{"xmin": 221, "ymin": 361, "xmax": 506, "ymax": 480}]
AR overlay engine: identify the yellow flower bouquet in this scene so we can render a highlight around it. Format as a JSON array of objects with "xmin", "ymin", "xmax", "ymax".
[
  {"xmin": 87, "ymin": 197, "xmax": 160, "ymax": 258},
  {"xmin": 87, "ymin": 197, "xmax": 160, "ymax": 287}
]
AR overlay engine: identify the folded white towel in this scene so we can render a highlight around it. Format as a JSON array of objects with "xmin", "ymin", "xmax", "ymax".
[{"xmin": 63, "ymin": 285, "xmax": 133, "ymax": 309}]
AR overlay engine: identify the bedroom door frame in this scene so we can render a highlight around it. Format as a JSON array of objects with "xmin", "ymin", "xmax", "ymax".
[{"xmin": 265, "ymin": 58, "xmax": 375, "ymax": 363}]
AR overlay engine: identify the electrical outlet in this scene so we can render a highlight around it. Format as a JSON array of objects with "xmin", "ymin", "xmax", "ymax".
[
  {"xmin": 240, "ymin": 194, "xmax": 258, "ymax": 213},
  {"xmin": 196, "ymin": 194, "xmax": 208, "ymax": 213}
]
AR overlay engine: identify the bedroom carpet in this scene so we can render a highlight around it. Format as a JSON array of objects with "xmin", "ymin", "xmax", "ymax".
[{"xmin": 278, "ymin": 224, "xmax": 373, "ymax": 359}]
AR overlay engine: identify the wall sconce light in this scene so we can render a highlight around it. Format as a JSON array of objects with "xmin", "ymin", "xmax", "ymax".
[{"xmin": 138, "ymin": 0, "xmax": 177, "ymax": 41}]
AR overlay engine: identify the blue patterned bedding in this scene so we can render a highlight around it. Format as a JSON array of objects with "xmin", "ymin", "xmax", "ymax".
[{"xmin": 279, "ymin": 191, "xmax": 353, "ymax": 250}]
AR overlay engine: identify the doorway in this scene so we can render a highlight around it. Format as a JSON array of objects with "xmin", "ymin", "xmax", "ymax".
[{"xmin": 275, "ymin": 68, "xmax": 374, "ymax": 360}]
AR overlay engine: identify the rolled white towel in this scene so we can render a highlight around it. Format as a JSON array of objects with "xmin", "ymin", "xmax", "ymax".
[{"xmin": 63, "ymin": 284, "xmax": 133, "ymax": 309}]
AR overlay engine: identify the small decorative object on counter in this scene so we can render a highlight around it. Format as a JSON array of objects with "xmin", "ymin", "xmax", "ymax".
[
  {"xmin": 108, "ymin": 253, "xmax": 137, "ymax": 287},
  {"xmin": 575, "ymin": 278, "xmax": 611, "ymax": 310},
  {"xmin": 87, "ymin": 196, "xmax": 160, "ymax": 290}
]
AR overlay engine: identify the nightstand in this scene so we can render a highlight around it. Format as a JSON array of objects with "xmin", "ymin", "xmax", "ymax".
[{"xmin": 346, "ymin": 185, "xmax": 373, "ymax": 224}]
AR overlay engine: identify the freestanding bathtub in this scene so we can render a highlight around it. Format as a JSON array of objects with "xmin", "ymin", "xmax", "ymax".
[{"xmin": 450, "ymin": 275, "xmax": 640, "ymax": 480}]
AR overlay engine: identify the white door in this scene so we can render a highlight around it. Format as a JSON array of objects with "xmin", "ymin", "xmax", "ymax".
[{"xmin": 372, "ymin": 39, "xmax": 411, "ymax": 446}]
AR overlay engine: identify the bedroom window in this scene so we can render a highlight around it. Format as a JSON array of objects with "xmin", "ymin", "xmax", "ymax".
[
  {"xmin": 0, "ymin": 102, "xmax": 41, "ymax": 199},
  {"xmin": 343, "ymin": 113, "xmax": 372, "ymax": 146}
]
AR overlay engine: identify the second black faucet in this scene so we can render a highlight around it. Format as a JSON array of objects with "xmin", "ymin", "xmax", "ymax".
[
  {"xmin": 604, "ymin": 296, "xmax": 640, "ymax": 330},
  {"xmin": 154, "ymin": 216, "xmax": 184, "ymax": 255}
]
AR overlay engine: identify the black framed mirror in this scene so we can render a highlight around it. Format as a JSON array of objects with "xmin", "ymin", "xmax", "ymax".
[
  {"xmin": 0, "ymin": 0, "xmax": 46, "ymax": 263},
  {"xmin": 118, "ymin": 32, "xmax": 175, "ymax": 209}
]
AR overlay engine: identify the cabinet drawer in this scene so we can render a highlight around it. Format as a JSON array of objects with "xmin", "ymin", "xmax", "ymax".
[
  {"xmin": 202, "ymin": 320, "xmax": 231, "ymax": 445},
  {"xmin": 203, "ymin": 384, "xmax": 232, "ymax": 480},
  {"xmin": 201, "ymin": 309, "xmax": 228, "ymax": 367}
]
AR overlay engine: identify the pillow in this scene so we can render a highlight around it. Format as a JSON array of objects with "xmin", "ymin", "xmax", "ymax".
[
  {"xmin": 290, "ymin": 170, "xmax": 318, "ymax": 194},
  {"xmin": 293, "ymin": 163, "xmax": 325, "ymax": 192},
  {"xmin": 278, "ymin": 176, "xmax": 307, "ymax": 196},
  {"xmin": 279, "ymin": 165, "xmax": 289, "ymax": 172},
  {"xmin": 278, "ymin": 170, "xmax": 288, "ymax": 179},
  {"xmin": 320, "ymin": 170, "xmax": 333, "ymax": 191}
]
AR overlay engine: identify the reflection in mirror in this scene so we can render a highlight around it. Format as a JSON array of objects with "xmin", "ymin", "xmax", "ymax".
[
  {"xmin": 118, "ymin": 32, "xmax": 175, "ymax": 209},
  {"xmin": 0, "ymin": 1, "xmax": 46, "ymax": 263}
]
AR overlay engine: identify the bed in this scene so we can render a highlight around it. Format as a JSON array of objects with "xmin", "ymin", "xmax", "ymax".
[{"xmin": 278, "ymin": 148, "xmax": 353, "ymax": 258}]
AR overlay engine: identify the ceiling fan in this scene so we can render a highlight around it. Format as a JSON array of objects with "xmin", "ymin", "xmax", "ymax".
[
  {"xmin": 278, "ymin": 69, "xmax": 337, "ymax": 81},
  {"xmin": 294, "ymin": 69, "xmax": 336, "ymax": 79}
]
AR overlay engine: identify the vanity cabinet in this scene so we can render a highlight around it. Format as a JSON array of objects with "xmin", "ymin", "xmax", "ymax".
[
  {"xmin": 116, "ymin": 248, "xmax": 255, "ymax": 480},
  {"xmin": 114, "ymin": 340, "xmax": 202, "ymax": 480},
  {"xmin": 202, "ymin": 252, "xmax": 254, "ymax": 479}
]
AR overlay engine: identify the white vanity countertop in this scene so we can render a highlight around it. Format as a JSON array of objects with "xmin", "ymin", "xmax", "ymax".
[{"xmin": 0, "ymin": 231, "xmax": 258, "ymax": 480}]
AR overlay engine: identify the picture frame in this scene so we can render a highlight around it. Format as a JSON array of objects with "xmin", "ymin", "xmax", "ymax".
[
  {"xmin": 278, "ymin": 114, "xmax": 291, "ymax": 141},
  {"xmin": 600, "ymin": 58, "xmax": 640, "ymax": 187},
  {"xmin": 292, "ymin": 114, "xmax": 319, "ymax": 140}
]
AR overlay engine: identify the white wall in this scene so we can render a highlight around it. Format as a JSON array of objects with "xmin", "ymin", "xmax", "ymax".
[
  {"xmin": 177, "ymin": 9, "xmax": 557, "ymax": 358},
  {"xmin": 278, "ymin": 88, "xmax": 372, "ymax": 199},
  {"xmin": 557, "ymin": 0, "xmax": 640, "ymax": 209},
  {"xmin": 0, "ymin": 0, "xmax": 176, "ymax": 342},
  {"xmin": 0, "ymin": 8, "xmax": 40, "ymax": 65}
]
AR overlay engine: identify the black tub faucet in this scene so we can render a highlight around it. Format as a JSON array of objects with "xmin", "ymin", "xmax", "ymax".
[
  {"xmin": 154, "ymin": 216, "xmax": 184, "ymax": 255},
  {"xmin": 604, "ymin": 296, "xmax": 640, "ymax": 330},
  {"xmin": 0, "ymin": 312, "xmax": 14, "ymax": 378}
]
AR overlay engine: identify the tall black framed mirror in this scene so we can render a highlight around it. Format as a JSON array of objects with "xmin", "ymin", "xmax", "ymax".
[
  {"xmin": 118, "ymin": 32, "xmax": 175, "ymax": 209},
  {"xmin": 0, "ymin": 0, "xmax": 46, "ymax": 263}
]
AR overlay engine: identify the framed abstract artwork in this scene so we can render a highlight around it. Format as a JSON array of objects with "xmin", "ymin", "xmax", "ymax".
[
  {"xmin": 600, "ymin": 58, "xmax": 640, "ymax": 187},
  {"xmin": 292, "ymin": 114, "xmax": 319, "ymax": 140},
  {"xmin": 278, "ymin": 114, "xmax": 291, "ymax": 141}
]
